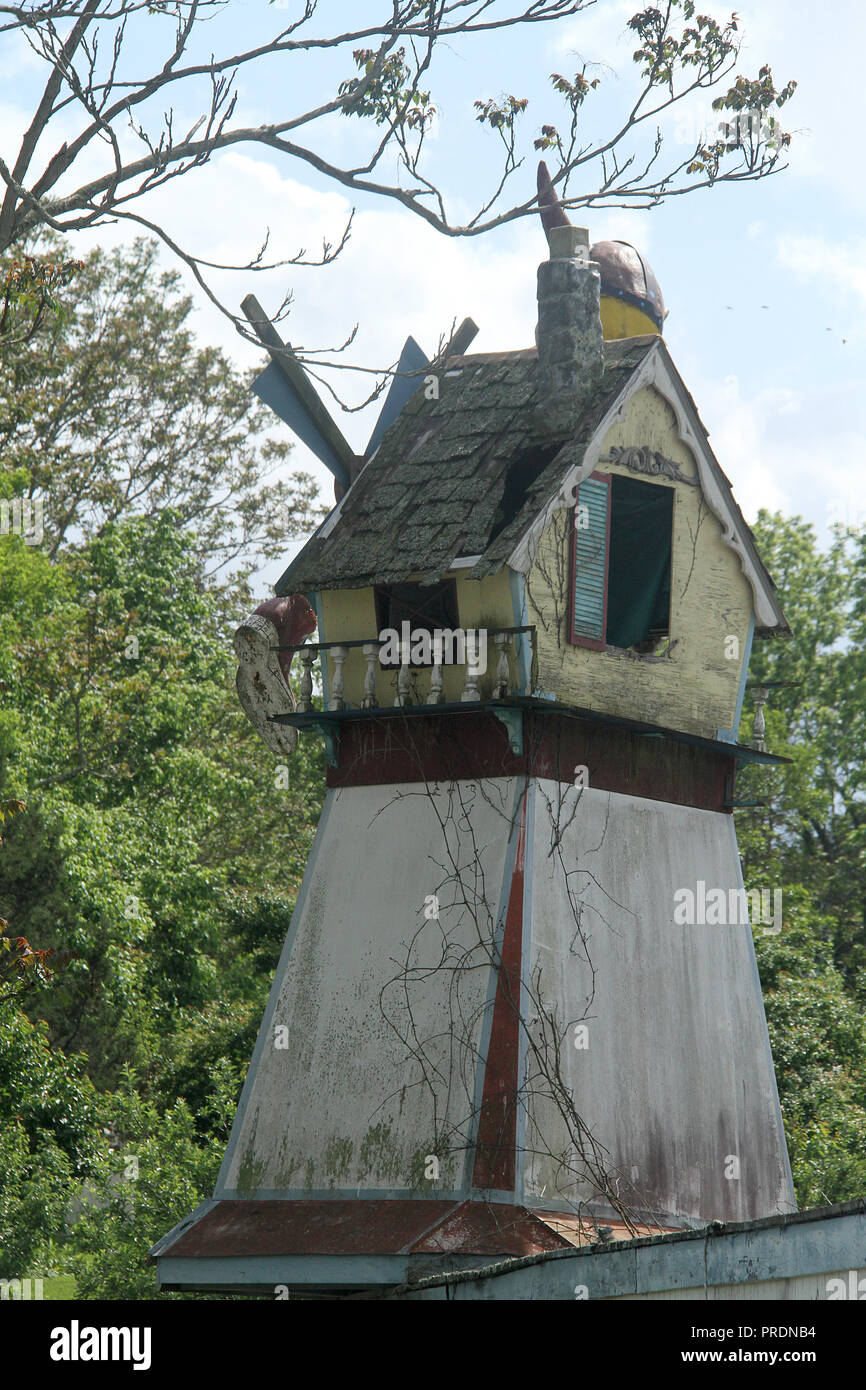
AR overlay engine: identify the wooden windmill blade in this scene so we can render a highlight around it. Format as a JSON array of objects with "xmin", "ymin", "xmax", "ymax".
[{"xmin": 243, "ymin": 294, "xmax": 357, "ymax": 489}]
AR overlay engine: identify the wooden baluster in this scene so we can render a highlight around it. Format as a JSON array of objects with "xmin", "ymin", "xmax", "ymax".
[
  {"xmin": 429, "ymin": 635, "xmax": 444, "ymax": 705},
  {"xmin": 461, "ymin": 629, "xmax": 483, "ymax": 702},
  {"xmin": 494, "ymin": 633, "xmax": 511, "ymax": 699},
  {"xmin": 328, "ymin": 646, "xmax": 348, "ymax": 711},
  {"xmin": 298, "ymin": 649, "xmax": 314, "ymax": 712},
  {"xmin": 394, "ymin": 655, "xmax": 412, "ymax": 707},
  {"xmin": 361, "ymin": 643, "xmax": 378, "ymax": 709},
  {"xmin": 752, "ymin": 685, "xmax": 768, "ymax": 752},
  {"xmin": 461, "ymin": 667, "xmax": 480, "ymax": 701}
]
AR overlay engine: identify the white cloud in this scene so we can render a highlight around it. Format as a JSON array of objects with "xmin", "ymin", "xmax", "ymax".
[
  {"xmin": 686, "ymin": 365, "xmax": 866, "ymax": 549},
  {"xmin": 777, "ymin": 234, "xmax": 866, "ymax": 314},
  {"xmin": 696, "ymin": 374, "xmax": 793, "ymax": 519},
  {"xmin": 731, "ymin": 0, "xmax": 864, "ymax": 204},
  {"xmin": 549, "ymin": 0, "xmax": 637, "ymax": 68},
  {"xmin": 0, "ymin": 29, "xmax": 42, "ymax": 82}
]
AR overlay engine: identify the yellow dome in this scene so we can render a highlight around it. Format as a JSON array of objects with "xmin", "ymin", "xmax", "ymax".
[{"xmin": 590, "ymin": 239, "xmax": 667, "ymax": 339}]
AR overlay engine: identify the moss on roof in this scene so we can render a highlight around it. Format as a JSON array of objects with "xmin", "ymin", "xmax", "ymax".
[{"xmin": 276, "ymin": 338, "xmax": 656, "ymax": 595}]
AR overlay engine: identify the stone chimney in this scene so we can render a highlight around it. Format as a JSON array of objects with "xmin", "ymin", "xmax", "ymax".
[{"xmin": 536, "ymin": 224, "xmax": 603, "ymax": 436}]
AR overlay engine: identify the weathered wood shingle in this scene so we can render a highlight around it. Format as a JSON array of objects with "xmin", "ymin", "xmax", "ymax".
[{"xmin": 276, "ymin": 339, "xmax": 656, "ymax": 594}]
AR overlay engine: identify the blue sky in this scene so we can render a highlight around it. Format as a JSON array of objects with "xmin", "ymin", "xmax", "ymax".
[{"xmin": 2, "ymin": 0, "xmax": 864, "ymax": 591}]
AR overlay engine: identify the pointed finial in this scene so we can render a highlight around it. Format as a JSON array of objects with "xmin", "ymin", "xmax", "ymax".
[{"xmin": 537, "ymin": 160, "xmax": 572, "ymax": 245}]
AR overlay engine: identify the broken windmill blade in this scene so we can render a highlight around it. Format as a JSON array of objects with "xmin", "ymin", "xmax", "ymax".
[
  {"xmin": 242, "ymin": 294, "xmax": 359, "ymax": 500},
  {"xmin": 537, "ymin": 158, "xmax": 574, "ymax": 243},
  {"xmin": 244, "ymin": 295, "xmax": 479, "ymax": 498},
  {"xmin": 438, "ymin": 316, "xmax": 480, "ymax": 364}
]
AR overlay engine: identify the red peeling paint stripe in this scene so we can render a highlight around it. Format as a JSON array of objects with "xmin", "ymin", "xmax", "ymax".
[{"xmin": 471, "ymin": 793, "xmax": 526, "ymax": 1193}]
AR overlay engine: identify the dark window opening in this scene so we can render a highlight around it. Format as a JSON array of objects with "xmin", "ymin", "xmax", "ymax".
[
  {"xmin": 487, "ymin": 441, "xmax": 563, "ymax": 548},
  {"xmin": 374, "ymin": 579, "xmax": 460, "ymax": 667},
  {"xmin": 605, "ymin": 475, "xmax": 672, "ymax": 650},
  {"xmin": 570, "ymin": 472, "xmax": 673, "ymax": 653}
]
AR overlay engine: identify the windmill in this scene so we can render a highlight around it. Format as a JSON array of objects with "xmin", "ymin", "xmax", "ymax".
[{"xmin": 152, "ymin": 165, "xmax": 794, "ymax": 1297}]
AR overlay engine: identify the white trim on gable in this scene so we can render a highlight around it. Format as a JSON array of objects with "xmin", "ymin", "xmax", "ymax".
[{"xmin": 507, "ymin": 339, "xmax": 786, "ymax": 632}]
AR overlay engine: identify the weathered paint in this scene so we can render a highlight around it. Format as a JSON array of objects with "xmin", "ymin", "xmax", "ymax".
[
  {"xmin": 217, "ymin": 779, "xmax": 517, "ymax": 1197},
  {"xmin": 160, "ymin": 1197, "xmax": 572, "ymax": 1261},
  {"xmin": 213, "ymin": 790, "xmax": 335, "ymax": 1198},
  {"xmin": 600, "ymin": 296, "xmax": 661, "ymax": 342},
  {"xmin": 308, "ymin": 382, "xmax": 760, "ymax": 744},
  {"xmin": 153, "ymin": 1196, "xmax": 666, "ymax": 1291},
  {"xmin": 161, "ymin": 1190, "xmax": 866, "ymax": 1296},
  {"xmin": 158, "ymin": 1253, "xmax": 407, "ymax": 1292},
  {"xmin": 213, "ymin": 775, "xmax": 787, "ymax": 1217},
  {"xmin": 527, "ymin": 384, "xmax": 754, "ymax": 739},
  {"xmin": 160, "ymin": 1198, "xmax": 459, "ymax": 1257},
  {"xmin": 466, "ymin": 781, "xmax": 525, "ymax": 1191},
  {"xmin": 472, "ymin": 793, "xmax": 526, "ymax": 1191},
  {"xmin": 523, "ymin": 782, "xmax": 793, "ymax": 1222},
  {"xmin": 155, "ymin": 766, "xmax": 792, "ymax": 1289}
]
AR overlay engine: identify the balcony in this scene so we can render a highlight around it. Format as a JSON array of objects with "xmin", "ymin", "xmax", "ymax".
[{"xmin": 272, "ymin": 626, "xmax": 537, "ymax": 761}]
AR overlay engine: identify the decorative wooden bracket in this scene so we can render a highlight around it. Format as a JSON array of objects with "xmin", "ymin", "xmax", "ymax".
[
  {"xmin": 491, "ymin": 706, "xmax": 523, "ymax": 756},
  {"xmin": 303, "ymin": 719, "xmax": 340, "ymax": 769}
]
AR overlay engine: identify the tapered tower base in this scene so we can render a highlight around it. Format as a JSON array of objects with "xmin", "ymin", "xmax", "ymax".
[{"xmin": 153, "ymin": 710, "xmax": 793, "ymax": 1294}]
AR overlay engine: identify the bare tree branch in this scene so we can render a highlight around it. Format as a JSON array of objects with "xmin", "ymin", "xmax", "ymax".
[{"xmin": 0, "ymin": 0, "xmax": 796, "ymax": 395}]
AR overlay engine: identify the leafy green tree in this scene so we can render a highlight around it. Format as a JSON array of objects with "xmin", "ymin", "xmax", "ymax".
[
  {"xmin": 739, "ymin": 514, "xmax": 866, "ymax": 992},
  {"xmin": 734, "ymin": 514, "xmax": 866, "ymax": 1204},
  {"xmin": 150, "ymin": 893, "xmax": 295, "ymax": 1141},
  {"xmin": 66, "ymin": 1075, "xmax": 232, "ymax": 1301},
  {"xmin": 755, "ymin": 893, "xmax": 866, "ymax": 1207},
  {"xmin": 1, "ymin": 510, "xmax": 324, "ymax": 1087},
  {"xmin": 0, "ymin": 236, "xmax": 323, "ymax": 574},
  {"xmin": 0, "ymin": 1119, "xmax": 75, "ymax": 1281},
  {"xmin": 0, "ymin": 230, "xmax": 331, "ymax": 1296},
  {"xmin": 0, "ymin": 249, "xmax": 82, "ymax": 350},
  {"xmin": 0, "ymin": 1010, "xmax": 102, "ymax": 1278}
]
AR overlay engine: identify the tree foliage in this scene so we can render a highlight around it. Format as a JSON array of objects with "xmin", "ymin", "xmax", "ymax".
[
  {"xmin": 0, "ymin": 238, "xmax": 325, "ymax": 1293},
  {"xmin": 0, "ymin": 236, "xmax": 324, "ymax": 571},
  {"xmin": 738, "ymin": 513, "xmax": 866, "ymax": 1205}
]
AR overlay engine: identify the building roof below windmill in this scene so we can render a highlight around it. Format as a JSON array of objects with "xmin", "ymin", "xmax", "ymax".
[{"xmin": 275, "ymin": 337, "xmax": 655, "ymax": 596}]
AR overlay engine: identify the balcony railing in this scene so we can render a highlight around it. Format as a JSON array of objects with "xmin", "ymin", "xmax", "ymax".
[{"xmin": 277, "ymin": 626, "xmax": 536, "ymax": 713}]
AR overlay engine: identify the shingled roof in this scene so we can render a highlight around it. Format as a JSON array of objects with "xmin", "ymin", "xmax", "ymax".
[{"xmin": 276, "ymin": 336, "xmax": 656, "ymax": 595}]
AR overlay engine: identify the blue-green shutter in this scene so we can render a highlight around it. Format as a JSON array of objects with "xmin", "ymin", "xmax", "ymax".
[{"xmin": 571, "ymin": 474, "xmax": 610, "ymax": 645}]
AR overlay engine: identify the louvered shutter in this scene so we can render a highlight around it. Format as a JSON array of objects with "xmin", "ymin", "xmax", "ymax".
[{"xmin": 571, "ymin": 473, "xmax": 610, "ymax": 648}]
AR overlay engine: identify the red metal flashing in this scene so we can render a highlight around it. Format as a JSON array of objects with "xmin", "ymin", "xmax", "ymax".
[
  {"xmin": 411, "ymin": 1200, "xmax": 571, "ymax": 1256},
  {"xmin": 161, "ymin": 1199, "xmax": 461, "ymax": 1258},
  {"xmin": 471, "ymin": 795, "xmax": 526, "ymax": 1191},
  {"xmin": 158, "ymin": 1198, "xmax": 582, "ymax": 1262}
]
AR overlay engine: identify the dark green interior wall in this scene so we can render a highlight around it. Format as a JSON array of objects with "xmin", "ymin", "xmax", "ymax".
[{"xmin": 606, "ymin": 475, "xmax": 673, "ymax": 648}]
